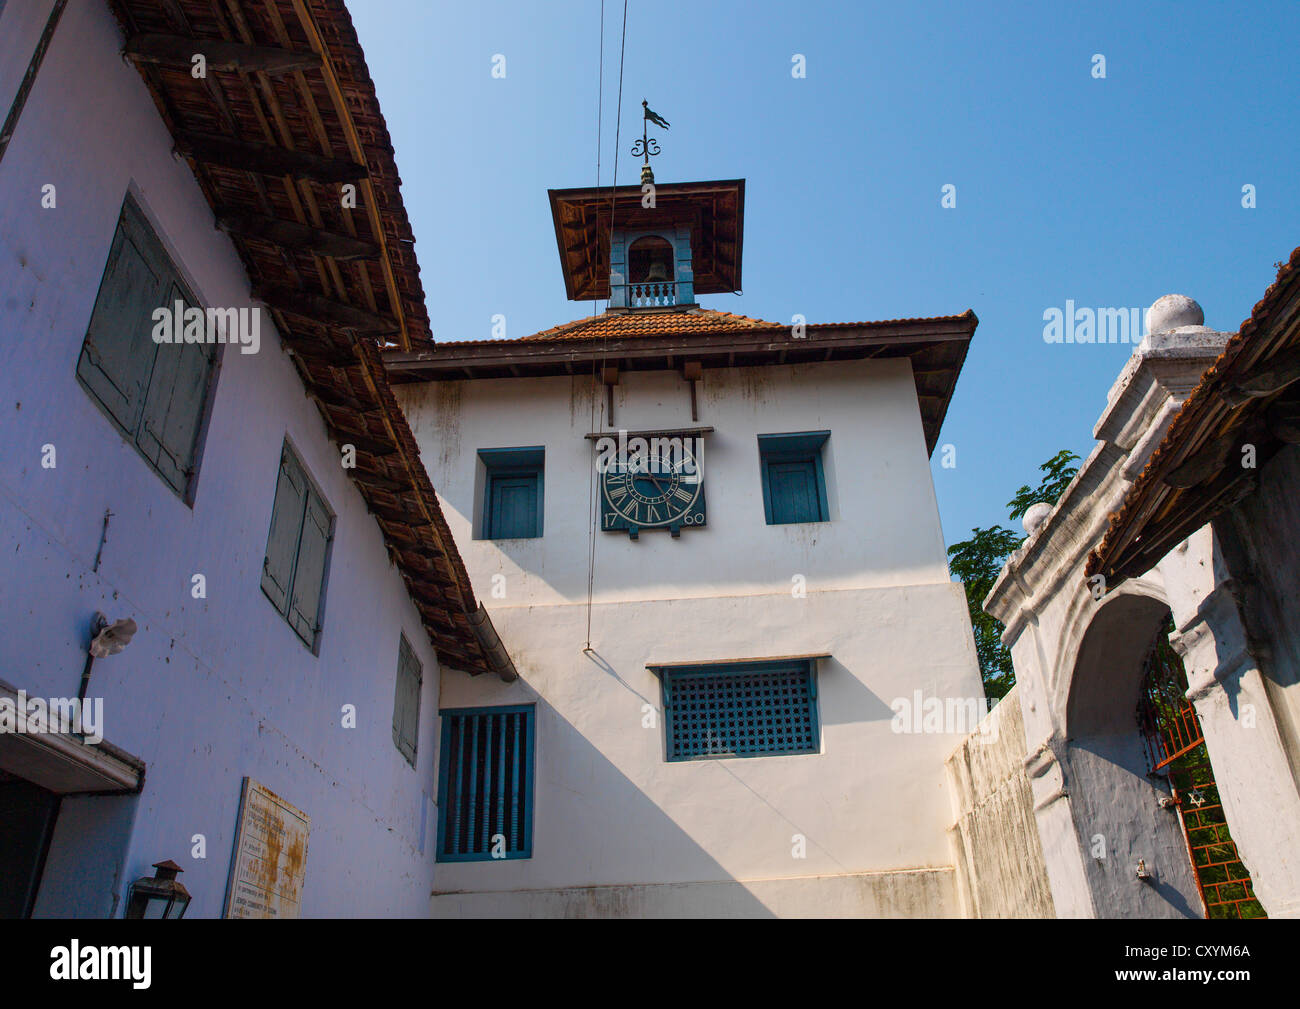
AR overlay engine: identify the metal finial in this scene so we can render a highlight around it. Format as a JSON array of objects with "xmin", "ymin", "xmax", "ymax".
[{"xmin": 632, "ymin": 99, "xmax": 669, "ymax": 174}]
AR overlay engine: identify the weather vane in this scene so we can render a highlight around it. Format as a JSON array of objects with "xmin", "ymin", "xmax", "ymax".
[{"xmin": 633, "ymin": 100, "xmax": 669, "ymax": 184}]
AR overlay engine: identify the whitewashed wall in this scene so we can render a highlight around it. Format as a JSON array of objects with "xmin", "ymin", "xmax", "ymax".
[
  {"xmin": 400, "ymin": 357, "xmax": 985, "ymax": 916},
  {"xmin": 946, "ymin": 686, "xmax": 1055, "ymax": 918},
  {"xmin": 0, "ymin": 0, "xmax": 441, "ymax": 918}
]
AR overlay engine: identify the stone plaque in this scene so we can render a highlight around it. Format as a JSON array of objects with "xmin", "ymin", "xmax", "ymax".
[{"xmin": 223, "ymin": 778, "xmax": 310, "ymax": 919}]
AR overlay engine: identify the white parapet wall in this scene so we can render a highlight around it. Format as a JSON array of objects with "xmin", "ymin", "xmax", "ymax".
[{"xmin": 946, "ymin": 685, "xmax": 1055, "ymax": 918}]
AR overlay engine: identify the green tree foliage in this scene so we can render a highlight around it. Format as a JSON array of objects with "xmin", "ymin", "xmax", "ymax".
[
  {"xmin": 948, "ymin": 526, "xmax": 1022, "ymax": 699},
  {"xmin": 1008, "ymin": 449, "xmax": 1081, "ymax": 520},
  {"xmin": 948, "ymin": 450, "xmax": 1081, "ymax": 699}
]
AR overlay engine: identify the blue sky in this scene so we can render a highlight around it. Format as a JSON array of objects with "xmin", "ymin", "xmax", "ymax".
[{"xmin": 350, "ymin": 0, "xmax": 1299, "ymax": 548}]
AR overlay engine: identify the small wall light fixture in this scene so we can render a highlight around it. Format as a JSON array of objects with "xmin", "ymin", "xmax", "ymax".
[
  {"xmin": 79, "ymin": 611, "xmax": 138, "ymax": 704},
  {"xmin": 124, "ymin": 860, "xmax": 191, "ymax": 919},
  {"xmin": 89, "ymin": 612, "xmax": 138, "ymax": 657}
]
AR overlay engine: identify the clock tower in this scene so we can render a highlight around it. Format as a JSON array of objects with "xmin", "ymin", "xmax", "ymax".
[{"xmin": 387, "ymin": 143, "xmax": 985, "ymax": 920}]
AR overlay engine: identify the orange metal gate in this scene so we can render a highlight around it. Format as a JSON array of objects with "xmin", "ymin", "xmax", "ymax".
[{"xmin": 1137, "ymin": 625, "xmax": 1266, "ymax": 919}]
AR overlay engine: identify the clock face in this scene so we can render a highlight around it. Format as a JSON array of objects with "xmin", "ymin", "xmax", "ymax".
[{"xmin": 601, "ymin": 440, "xmax": 706, "ymax": 537}]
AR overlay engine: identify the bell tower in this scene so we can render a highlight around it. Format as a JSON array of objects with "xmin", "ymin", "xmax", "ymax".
[
  {"xmin": 547, "ymin": 104, "xmax": 744, "ymax": 312},
  {"xmin": 547, "ymin": 178, "xmax": 745, "ymax": 311}
]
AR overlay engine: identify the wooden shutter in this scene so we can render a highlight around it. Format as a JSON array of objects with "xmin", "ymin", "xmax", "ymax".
[
  {"xmin": 76, "ymin": 200, "xmax": 165, "ymax": 433},
  {"xmin": 136, "ymin": 282, "xmax": 216, "ymax": 493},
  {"xmin": 287, "ymin": 488, "xmax": 331, "ymax": 647},
  {"xmin": 261, "ymin": 449, "xmax": 308, "ymax": 615},
  {"xmin": 488, "ymin": 473, "xmax": 538, "ymax": 538},
  {"xmin": 392, "ymin": 636, "xmax": 422, "ymax": 766},
  {"xmin": 769, "ymin": 459, "xmax": 821, "ymax": 523}
]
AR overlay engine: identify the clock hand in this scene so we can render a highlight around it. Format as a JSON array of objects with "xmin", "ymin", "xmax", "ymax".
[{"xmin": 637, "ymin": 470, "xmax": 670, "ymax": 497}]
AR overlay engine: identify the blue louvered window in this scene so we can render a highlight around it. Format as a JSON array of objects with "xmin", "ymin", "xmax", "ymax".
[
  {"xmin": 437, "ymin": 705, "xmax": 535, "ymax": 861},
  {"xmin": 759, "ymin": 431, "xmax": 830, "ymax": 524},
  {"xmin": 658, "ymin": 659, "xmax": 821, "ymax": 761},
  {"xmin": 479, "ymin": 447, "xmax": 544, "ymax": 539}
]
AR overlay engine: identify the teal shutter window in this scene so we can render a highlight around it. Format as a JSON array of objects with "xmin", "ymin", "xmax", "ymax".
[
  {"xmin": 288, "ymin": 489, "xmax": 331, "ymax": 646},
  {"xmin": 768, "ymin": 460, "xmax": 820, "ymax": 523},
  {"xmin": 77, "ymin": 202, "xmax": 163, "ymax": 432},
  {"xmin": 392, "ymin": 635, "xmax": 423, "ymax": 766},
  {"xmin": 261, "ymin": 441, "xmax": 334, "ymax": 650},
  {"xmin": 437, "ymin": 705, "xmax": 534, "ymax": 861},
  {"xmin": 261, "ymin": 448, "xmax": 308, "ymax": 614},
  {"xmin": 479, "ymin": 447, "xmax": 543, "ymax": 539},
  {"xmin": 136, "ymin": 284, "xmax": 217, "ymax": 493},
  {"xmin": 658, "ymin": 658, "xmax": 821, "ymax": 761},
  {"xmin": 76, "ymin": 193, "xmax": 218, "ymax": 501},
  {"xmin": 488, "ymin": 474, "xmax": 537, "ymax": 538},
  {"xmin": 758, "ymin": 431, "xmax": 830, "ymax": 524}
]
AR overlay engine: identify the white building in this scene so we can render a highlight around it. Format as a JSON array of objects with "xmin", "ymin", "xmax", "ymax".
[
  {"xmin": 388, "ymin": 177, "xmax": 987, "ymax": 916},
  {"xmin": 0, "ymin": 0, "xmax": 511, "ymax": 918}
]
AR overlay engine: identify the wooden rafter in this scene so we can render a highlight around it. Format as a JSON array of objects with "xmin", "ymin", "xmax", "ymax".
[
  {"xmin": 217, "ymin": 212, "xmax": 379, "ymax": 260},
  {"xmin": 123, "ymin": 32, "xmax": 321, "ymax": 73},
  {"xmin": 253, "ymin": 285, "xmax": 398, "ymax": 334},
  {"xmin": 174, "ymin": 129, "xmax": 366, "ymax": 182}
]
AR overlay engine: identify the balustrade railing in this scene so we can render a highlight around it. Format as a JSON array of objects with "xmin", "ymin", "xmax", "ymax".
[{"xmin": 615, "ymin": 280, "xmax": 678, "ymax": 307}]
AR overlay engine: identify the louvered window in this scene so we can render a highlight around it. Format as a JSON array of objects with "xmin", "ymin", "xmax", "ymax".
[
  {"xmin": 76, "ymin": 192, "xmax": 219, "ymax": 502},
  {"xmin": 659, "ymin": 659, "xmax": 821, "ymax": 761},
  {"xmin": 261, "ymin": 441, "xmax": 334, "ymax": 652},
  {"xmin": 437, "ymin": 706, "xmax": 535, "ymax": 861}
]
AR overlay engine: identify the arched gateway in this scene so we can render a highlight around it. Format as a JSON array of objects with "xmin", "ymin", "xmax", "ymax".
[{"xmin": 984, "ymin": 296, "xmax": 1294, "ymax": 917}]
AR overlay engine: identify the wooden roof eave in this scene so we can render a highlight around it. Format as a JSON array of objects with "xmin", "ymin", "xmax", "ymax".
[
  {"xmin": 549, "ymin": 179, "xmax": 746, "ymax": 301},
  {"xmin": 383, "ymin": 316, "xmax": 976, "ymax": 455},
  {"xmin": 107, "ymin": 0, "xmax": 514, "ymax": 680},
  {"xmin": 384, "ymin": 318, "xmax": 976, "ymax": 374}
]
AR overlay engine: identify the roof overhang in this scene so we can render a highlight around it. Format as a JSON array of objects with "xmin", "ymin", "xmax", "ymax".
[
  {"xmin": 384, "ymin": 313, "xmax": 977, "ymax": 455},
  {"xmin": 107, "ymin": 0, "xmax": 514, "ymax": 677},
  {"xmin": 549, "ymin": 179, "xmax": 744, "ymax": 300},
  {"xmin": 0, "ymin": 681, "xmax": 144, "ymax": 795},
  {"xmin": 1088, "ymin": 248, "xmax": 1300, "ymax": 584}
]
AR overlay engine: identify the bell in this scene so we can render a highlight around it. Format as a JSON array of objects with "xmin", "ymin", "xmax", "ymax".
[{"xmin": 645, "ymin": 260, "xmax": 671, "ymax": 283}]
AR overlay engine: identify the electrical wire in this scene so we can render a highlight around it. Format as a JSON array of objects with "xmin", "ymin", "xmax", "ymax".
[{"xmin": 584, "ymin": 0, "xmax": 629, "ymax": 651}]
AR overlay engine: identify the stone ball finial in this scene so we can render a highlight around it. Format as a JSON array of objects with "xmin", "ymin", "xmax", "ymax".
[
  {"xmin": 1022, "ymin": 501, "xmax": 1053, "ymax": 536},
  {"xmin": 1147, "ymin": 294, "xmax": 1204, "ymax": 335}
]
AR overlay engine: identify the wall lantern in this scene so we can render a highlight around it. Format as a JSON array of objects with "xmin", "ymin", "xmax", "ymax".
[
  {"xmin": 125, "ymin": 860, "xmax": 191, "ymax": 919},
  {"xmin": 79, "ymin": 611, "xmax": 138, "ymax": 705},
  {"xmin": 89, "ymin": 612, "xmax": 138, "ymax": 658}
]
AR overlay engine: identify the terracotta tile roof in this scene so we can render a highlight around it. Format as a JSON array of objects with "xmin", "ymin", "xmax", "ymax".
[
  {"xmin": 521, "ymin": 308, "xmax": 784, "ymax": 341},
  {"xmin": 429, "ymin": 307, "xmax": 977, "ymax": 347}
]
